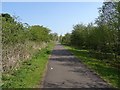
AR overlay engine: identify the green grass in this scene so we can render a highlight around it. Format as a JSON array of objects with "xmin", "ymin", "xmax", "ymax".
[
  {"xmin": 2, "ymin": 42, "xmax": 55, "ymax": 88},
  {"xmin": 65, "ymin": 45, "xmax": 120, "ymax": 88}
]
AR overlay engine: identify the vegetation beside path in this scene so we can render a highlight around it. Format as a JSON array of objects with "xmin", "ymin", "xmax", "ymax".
[
  {"xmin": 2, "ymin": 42, "xmax": 55, "ymax": 88},
  {"xmin": 65, "ymin": 45, "xmax": 120, "ymax": 88},
  {"xmin": 60, "ymin": 2, "xmax": 120, "ymax": 89}
]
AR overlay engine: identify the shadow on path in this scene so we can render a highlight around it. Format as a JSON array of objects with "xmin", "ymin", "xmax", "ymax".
[{"xmin": 43, "ymin": 44, "xmax": 112, "ymax": 88}]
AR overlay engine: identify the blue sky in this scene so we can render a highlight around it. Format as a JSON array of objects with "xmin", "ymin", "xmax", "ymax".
[{"xmin": 2, "ymin": 2, "xmax": 103, "ymax": 35}]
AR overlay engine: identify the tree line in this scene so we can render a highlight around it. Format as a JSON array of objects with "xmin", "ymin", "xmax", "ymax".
[
  {"xmin": 1, "ymin": 13, "xmax": 58, "ymax": 72},
  {"xmin": 2, "ymin": 13, "xmax": 58, "ymax": 45},
  {"xmin": 61, "ymin": 2, "xmax": 120, "ymax": 64}
]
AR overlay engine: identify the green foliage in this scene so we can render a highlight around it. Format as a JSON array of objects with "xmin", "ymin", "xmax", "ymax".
[
  {"xmin": 1, "ymin": 13, "xmax": 14, "ymax": 22},
  {"xmin": 2, "ymin": 14, "xmax": 26, "ymax": 45},
  {"xmin": 61, "ymin": 2, "xmax": 120, "ymax": 61},
  {"xmin": 2, "ymin": 42, "xmax": 55, "ymax": 88},
  {"xmin": 61, "ymin": 33, "xmax": 71, "ymax": 45},
  {"xmin": 29, "ymin": 25, "xmax": 51, "ymax": 42},
  {"xmin": 61, "ymin": 3, "xmax": 120, "ymax": 87},
  {"xmin": 1, "ymin": 13, "xmax": 57, "ymax": 45},
  {"xmin": 96, "ymin": 2, "xmax": 120, "ymax": 55},
  {"xmin": 65, "ymin": 46, "xmax": 120, "ymax": 88},
  {"xmin": 49, "ymin": 33, "xmax": 58, "ymax": 41},
  {"xmin": 1, "ymin": 13, "xmax": 58, "ymax": 73},
  {"xmin": 71, "ymin": 24, "xmax": 86, "ymax": 47}
]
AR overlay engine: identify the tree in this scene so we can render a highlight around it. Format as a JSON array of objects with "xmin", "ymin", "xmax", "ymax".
[
  {"xmin": 96, "ymin": 2, "xmax": 120, "ymax": 57},
  {"xmin": 29, "ymin": 25, "xmax": 51, "ymax": 42},
  {"xmin": 61, "ymin": 33, "xmax": 71, "ymax": 45},
  {"xmin": 2, "ymin": 13, "xmax": 26, "ymax": 45},
  {"xmin": 71, "ymin": 24, "xmax": 86, "ymax": 47}
]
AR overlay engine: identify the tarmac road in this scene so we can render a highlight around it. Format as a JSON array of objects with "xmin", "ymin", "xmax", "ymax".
[{"xmin": 42, "ymin": 44, "xmax": 111, "ymax": 88}]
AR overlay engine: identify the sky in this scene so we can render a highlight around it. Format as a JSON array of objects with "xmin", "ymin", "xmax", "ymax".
[{"xmin": 2, "ymin": 2, "xmax": 103, "ymax": 35}]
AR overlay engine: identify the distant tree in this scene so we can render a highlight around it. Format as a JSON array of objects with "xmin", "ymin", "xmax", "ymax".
[
  {"xmin": 29, "ymin": 25, "xmax": 51, "ymax": 42},
  {"xmin": 61, "ymin": 33, "xmax": 71, "ymax": 45}
]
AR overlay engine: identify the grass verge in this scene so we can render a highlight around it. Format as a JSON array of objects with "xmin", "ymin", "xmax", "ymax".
[
  {"xmin": 64, "ymin": 45, "xmax": 120, "ymax": 88},
  {"xmin": 2, "ymin": 42, "xmax": 55, "ymax": 88}
]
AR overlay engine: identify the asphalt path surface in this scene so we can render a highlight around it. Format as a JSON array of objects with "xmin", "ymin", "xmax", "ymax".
[{"xmin": 42, "ymin": 44, "xmax": 111, "ymax": 88}]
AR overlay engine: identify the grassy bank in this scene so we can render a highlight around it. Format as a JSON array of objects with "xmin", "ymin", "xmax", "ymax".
[
  {"xmin": 64, "ymin": 45, "xmax": 120, "ymax": 88},
  {"xmin": 2, "ymin": 42, "xmax": 55, "ymax": 88}
]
